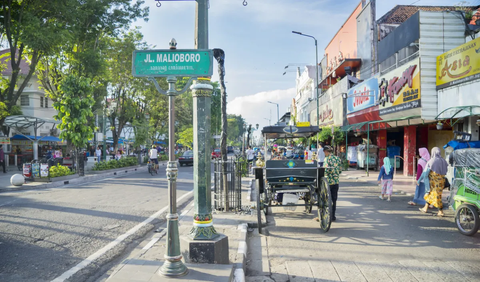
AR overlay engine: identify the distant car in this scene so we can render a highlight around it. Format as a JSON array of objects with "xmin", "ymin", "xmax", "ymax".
[
  {"xmin": 178, "ymin": 150, "xmax": 194, "ymax": 166},
  {"xmin": 211, "ymin": 149, "xmax": 221, "ymax": 159},
  {"xmin": 227, "ymin": 146, "xmax": 234, "ymax": 154}
]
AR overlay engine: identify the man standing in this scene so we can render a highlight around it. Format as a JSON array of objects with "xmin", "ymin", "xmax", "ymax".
[
  {"xmin": 317, "ymin": 142, "xmax": 325, "ymax": 167},
  {"xmin": 0, "ymin": 145, "xmax": 6, "ymax": 173},
  {"xmin": 323, "ymin": 145, "xmax": 341, "ymax": 221},
  {"xmin": 96, "ymin": 146, "xmax": 102, "ymax": 163}
]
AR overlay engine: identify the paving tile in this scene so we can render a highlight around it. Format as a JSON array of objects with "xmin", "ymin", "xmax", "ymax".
[
  {"xmin": 382, "ymin": 261, "xmax": 418, "ymax": 282},
  {"xmin": 398, "ymin": 259, "xmax": 441, "ymax": 282},
  {"xmin": 285, "ymin": 260, "xmax": 314, "ymax": 282},
  {"xmin": 308, "ymin": 259, "xmax": 341, "ymax": 281},
  {"xmin": 331, "ymin": 261, "xmax": 367, "ymax": 282},
  {"xmin": 354, "ymin": 261, "xmax": 393, "ymax": 282}
]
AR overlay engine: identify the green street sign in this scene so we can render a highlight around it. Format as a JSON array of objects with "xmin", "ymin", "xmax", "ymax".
[{"xmin": 132, "ymin": 49, "xmax": 213, "ymax": 77}]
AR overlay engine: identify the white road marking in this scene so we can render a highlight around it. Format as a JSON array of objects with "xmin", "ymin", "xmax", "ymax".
[{"xmin": 51, "ymin": 190, "xmax": 193, "ymax": 282}]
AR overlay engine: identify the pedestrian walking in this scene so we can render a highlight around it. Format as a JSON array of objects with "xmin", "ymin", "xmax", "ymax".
[
  {"xmin": 317, "ymin": 142, "xmax": 325, "ymax": 167},
  {"xmin": 0, "ymin": 145, "xmax": 6, "ymax": 173},
  {"xmin": 418, "ymin": 147, "xmax": 448, "ymax": 217},
  {"xmin": 377, "ymin": 157, "xmax": 394, "ymax": 201},
  {"xmin": 96, "ymin": 146, "xmax": 102, "ymax": 163},
  {"xmin": 408, "ymin": 147, "xmax": 430, "ymax": 206},
  {"xmin": 321, "ymin": 145, "xmax": 341, "ymax": 221}
]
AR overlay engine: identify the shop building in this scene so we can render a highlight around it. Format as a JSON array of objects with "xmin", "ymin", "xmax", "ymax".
[
  {"xmin": 436, "ymin": 36, "xmax": 480, "ymax": 142},
  {"xmin": 294, "ymin": 65, "xmax": 317, "ymax": 125},
  {"xmin": 344, "ymin": 8, "xmax": 472, "ymax": 176}
]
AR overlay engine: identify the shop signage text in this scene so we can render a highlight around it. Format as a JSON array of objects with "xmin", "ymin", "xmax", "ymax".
[
  {"xmin": 436, "ymin": 37, "xmax": 480, "ymax": 90},
  {"xmin": 132, "ymin": 49, "xmax": 213, "ymax": 77},
  {"xmin": 347, "ymin": 77, "xmax": 378, "ymax": 114},
  {"xmin": 378, "ymin": 58, "xmax": 421, "ymax": 116},
  {"xmin": 321, "ymin": 105, "xmax": 333, "ymax": 123}
]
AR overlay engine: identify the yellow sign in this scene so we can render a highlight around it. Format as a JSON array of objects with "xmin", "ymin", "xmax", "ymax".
[
  {"xmin": 436, "ymin": 37, "xmax": 480, "ymax": 90},
  {"xmin": 378, "ymin": 58, "xmax": 421, "ymax": 116},
  {"xmin": 296, "ymin": 121, "xmax": 311, "ymax": 127}
]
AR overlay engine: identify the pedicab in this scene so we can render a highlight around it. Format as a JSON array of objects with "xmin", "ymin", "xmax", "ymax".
[
  {"xmin": 253, "ymin": 124, "xmax": 333, "ymax": 233},
  {"xmin": 448, "ymin": 148, "xmax": 480, "ymax": 236}
]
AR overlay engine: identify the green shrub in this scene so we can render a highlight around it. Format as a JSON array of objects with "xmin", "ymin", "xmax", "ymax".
[
  {"xmin": 49, "ymin": 164, "xmax": 74, "ymax": 178},
  {"xmin": 92, "ymin": 157, "xmax": 139, "ymax": 171}
]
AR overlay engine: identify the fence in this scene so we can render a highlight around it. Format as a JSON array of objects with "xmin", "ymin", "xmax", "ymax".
[{"xmin": 212, "ymin": 158, "xmax": 244, "ymax": 212}]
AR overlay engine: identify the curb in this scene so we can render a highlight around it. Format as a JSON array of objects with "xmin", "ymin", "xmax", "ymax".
[
  {"xmin": 233, "ymin": 223, "xmax": 248, "ymax": 282},
  {"xmin": 0, "ymin": 161, "xmax": 168, "ymax": 193}
]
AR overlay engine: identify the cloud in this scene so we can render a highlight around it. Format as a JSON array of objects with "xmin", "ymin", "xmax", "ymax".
[{"xmin": 227, "ymin": 87, "xmax": 295, "ymax": 137}]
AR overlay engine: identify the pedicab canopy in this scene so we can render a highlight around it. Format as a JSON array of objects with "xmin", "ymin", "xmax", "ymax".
[
  {"xmin": 261, "ymin": 125, "xmax": 319, "ymax": 139},
  {"xmin": 448, "ymin": 148, "xmax": 480, "ymax": 168}
]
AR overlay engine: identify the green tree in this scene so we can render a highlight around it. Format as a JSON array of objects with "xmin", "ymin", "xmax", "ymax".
[
  {"xmin": 177, "ymin": 127, "xmax": 194, "ymax": 149},
  {"xmin": 0, "ymin": 0, "xmax": 73, "ymax": 134},
  {"xmin": 54, "ymin": 75, "xmax": 95, "ymax": 151},
  {"xmin": 104, "ymin": 29, "xmax": 148, "ymax": 149}
]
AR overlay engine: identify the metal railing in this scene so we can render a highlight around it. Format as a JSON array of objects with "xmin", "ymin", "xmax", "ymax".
[{"xmin": 212, "ymin": 159, "xmax": 244, "ymax": 212}]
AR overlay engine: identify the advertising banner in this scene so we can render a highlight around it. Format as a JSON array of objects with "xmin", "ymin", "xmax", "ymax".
[
  {"xmin": 347, "ymin": 77, "xmax": 378, "ymax": 114},
  {"xmin": 32, "ymin": 163, "xmax": 40, "ymax": 178},
  {"xmin": 436, "ymin": 37, "xmax": 480, "ymax": 90},
  {"xmin": 378, "ymin": 57, "xmax": 421, "ymax": 116},
  {"xmin": 40, "ymin": 163, "xmax": 49, "ymax": 177}
]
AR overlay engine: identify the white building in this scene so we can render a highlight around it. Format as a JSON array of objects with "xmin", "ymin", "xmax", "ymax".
[{"xmin": 295, "ymin": 65, "xmax": 317, "ymax": 124}]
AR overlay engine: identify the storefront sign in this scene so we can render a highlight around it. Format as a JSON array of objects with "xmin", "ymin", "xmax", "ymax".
[
  {"xmin": 296, "ymin": 122, "xmax": 311, "ymax": 127},
  {"xmin": 378, "ymin": 58, "xmax": 421, "ymax": 116},
  {"xmin": 0, "ymin": 137, "xmax": 10, "ymax": 145},
  {"xmin": 347, "ymin": 77, "xmax": 378, "ymax": 114},
  {"xmin": 318, "ymin": 95, "xmax": 343, "ymax": 127},
  {"xmin": 436, "ymin": 37, "xmax": 480, "ymax": 90}
]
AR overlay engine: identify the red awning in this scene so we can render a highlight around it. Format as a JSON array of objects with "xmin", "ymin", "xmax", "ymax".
[{"xmin": 346, "ymin": 106, "xmax": 388, "ymax": 131}]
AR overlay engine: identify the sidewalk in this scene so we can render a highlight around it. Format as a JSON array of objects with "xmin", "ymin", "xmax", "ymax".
[
  {"xmin": 105, "ymin": 176, "xmax": 257, "ymax": 282},
  {"xmin": 0, "ymin": 161, "xmax": 168, "ymax": 192},
  {"xmin": 341, "ymin": 167, "xmax": 417, "ymax": 196}
]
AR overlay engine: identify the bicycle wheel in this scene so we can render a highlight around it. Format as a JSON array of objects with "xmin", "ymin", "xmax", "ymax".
[
  {"xmin": 148, "ymin": 164, "xmax": 153, "ymax": 176},
  {"xmin": 455, "ymin": 204, "xmax": 480, "ymax": 236},
  {"xmin": 317, "ymin": 178, "xmax": 332, "ymax": 233}
]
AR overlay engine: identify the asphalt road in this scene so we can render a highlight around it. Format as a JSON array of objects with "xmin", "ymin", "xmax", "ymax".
[
  {"xmin": 0, "ymin": 164, "xmax": 195, "ymax": 282},
  {"xmin": 247, "ymin": 179, "xmax": 480, "ymax": 282}
]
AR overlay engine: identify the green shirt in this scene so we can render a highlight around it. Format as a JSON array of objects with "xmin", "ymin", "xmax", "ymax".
[{"xmin": 324, "ymin": 154, "xmax": 342, "ymax": 185}]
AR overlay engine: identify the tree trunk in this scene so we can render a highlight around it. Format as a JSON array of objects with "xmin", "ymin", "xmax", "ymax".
[{"xmin": 214, "ymin": 49, "xmax": 229, "ymax": 211}]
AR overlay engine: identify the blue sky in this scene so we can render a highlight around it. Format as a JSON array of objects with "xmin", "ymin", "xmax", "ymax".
[{"xmin": 133, "ymin": 0, "xmax": 468, "ymax": 136}]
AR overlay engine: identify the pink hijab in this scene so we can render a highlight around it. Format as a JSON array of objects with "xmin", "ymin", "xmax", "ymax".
[{"xmin": 418, "ymin": 147, "xmax": 430, "ymax": 170}]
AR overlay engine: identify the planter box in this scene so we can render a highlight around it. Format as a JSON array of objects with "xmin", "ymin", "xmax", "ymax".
[
  {"xmin": 32, "ymin": 174, "xmax": 78, "ymax": 183},
  {"xmin": 88, "ymin": 165, "xmax": 141, "ymax": 175}
]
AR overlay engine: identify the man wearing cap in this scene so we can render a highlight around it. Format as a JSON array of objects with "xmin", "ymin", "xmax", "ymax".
[{"xmin": 323, "ymin": 145, "xmax": 341, "ymax": 221}]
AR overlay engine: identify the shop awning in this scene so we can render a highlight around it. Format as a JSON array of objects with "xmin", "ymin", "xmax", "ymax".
[
  {"xmin": 11, "ymin": 135, "xmax": 62, "ymax": 142},
  {"xmin": 435, "ymin": 105, "xmax": 480, "ymax": 126},
  {"xmin": 320, "ymin": 59, "xmax": 362, "ymax": 89}
]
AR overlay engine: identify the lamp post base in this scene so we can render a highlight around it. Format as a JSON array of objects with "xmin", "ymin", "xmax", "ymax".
[
  {"xmin": 181, "ymin": 234, "xmax": 229, "ymax": 264},
  {"xmin": 158, "ymin": 257, "xmax": 188, "ymax": 277}
]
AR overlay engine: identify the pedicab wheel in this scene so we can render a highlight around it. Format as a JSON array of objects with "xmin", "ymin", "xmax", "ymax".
[
  {"xmin": 455, "ymin": 204, "xmax": 480, "ymax": 236},
  {"xmin": 256, "ymin": 178, "xmax": 263, "ymax": 234},
  {"xmin": 317, "ymin": 178, "xmax": 332, "ymax": 233}
]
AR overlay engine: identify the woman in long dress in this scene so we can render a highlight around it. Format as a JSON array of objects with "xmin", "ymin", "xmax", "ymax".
[
  {"xmin": 418, "ymin": 147, "xmax": 448, "ymax": 217},
  {"xmin": 408, "ymin": 147, "xmax": 430, "ymax": 206}
]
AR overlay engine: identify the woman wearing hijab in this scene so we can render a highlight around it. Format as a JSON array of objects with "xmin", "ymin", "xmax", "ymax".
[
  {"xmin": 418, "ymin": 147, "xmax": 448, "ymax": 217},
  {"xmin": 408, "ymin": 147, "xmax": 431, "ymax": 206},
  {"xmin": 377, "ymin": 157, "xmax": 395, "ymax": 201}
]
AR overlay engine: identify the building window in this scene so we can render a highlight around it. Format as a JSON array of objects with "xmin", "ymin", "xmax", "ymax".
[
  {"xmin": 20, "ymin": 95, "xmax": 29, "ymax": 106},
  {"xmin": 45, "ymin": 97, "xmax": 48, "ymax": 108},
  {"xmin": 40, "ymin": 97, "xmax": 44, "ymax": 108}
]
